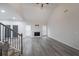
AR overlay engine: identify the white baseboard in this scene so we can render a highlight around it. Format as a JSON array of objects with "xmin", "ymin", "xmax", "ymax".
[{"xmin": 48, "ymin": 34, "xmax": 79, "ymax": 51}]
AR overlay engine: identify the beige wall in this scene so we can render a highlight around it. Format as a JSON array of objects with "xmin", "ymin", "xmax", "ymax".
[{"xmin": 48, "ymin": 4, "xmax": 79, "ymax": 50}]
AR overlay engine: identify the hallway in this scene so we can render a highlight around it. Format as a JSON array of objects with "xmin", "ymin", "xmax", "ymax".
[{"xmin": 23, "ymin": 37, "xmax": 79, "ymax": 56}]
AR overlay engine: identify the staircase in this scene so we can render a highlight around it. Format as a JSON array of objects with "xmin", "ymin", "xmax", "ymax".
[{"xmin": 0, "ymin": 23, "xmax": 23, "ymax": 56}]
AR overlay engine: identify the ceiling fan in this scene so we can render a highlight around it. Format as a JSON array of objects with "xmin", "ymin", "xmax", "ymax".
[{"xmin": 36, "ymin": 3, "xmax": 49, "ymax": 7}]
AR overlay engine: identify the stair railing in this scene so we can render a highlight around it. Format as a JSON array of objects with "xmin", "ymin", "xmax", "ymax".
[{"xmin": 0, "ymin": 23, "xmax": 23, "ymax": 55}]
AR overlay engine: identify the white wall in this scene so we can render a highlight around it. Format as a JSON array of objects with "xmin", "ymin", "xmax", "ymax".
[
  {"xmin": 0, "ymin": 21, "xmax": 48, "ymax": 38},
  {"xmin": 0, "ymin": 20, "xmax": 48, "ymax": 38},
  {"xmin": 48, "ymin": 4, "xmax": 79, "ymax": 50},
  {"xmin": 31, "ymin": 24, "xmax": 47, "ymax": 37},
  {"xmin": 0, "ymin": 20, "xmax": 26, "ymax": 38}
]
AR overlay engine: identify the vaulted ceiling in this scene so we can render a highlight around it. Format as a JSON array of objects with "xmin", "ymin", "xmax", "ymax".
[{"xmin": 0, "ymin": 3, "xmax": 58, "ymax": 24}]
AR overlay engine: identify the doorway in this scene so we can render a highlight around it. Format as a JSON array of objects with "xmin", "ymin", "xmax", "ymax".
[{"xmin": 26, "ymin": 25, "xmax": 32, "ymax": 37}]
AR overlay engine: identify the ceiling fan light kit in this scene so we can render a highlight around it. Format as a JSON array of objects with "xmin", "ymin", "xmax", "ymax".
[{"xmin": 36, "ymin": 3, "xmax": 49, "ymax": 8}]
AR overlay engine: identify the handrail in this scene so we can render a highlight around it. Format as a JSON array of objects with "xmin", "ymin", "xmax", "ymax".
[
  {"xmin": 0, "ymin": 23, "xmax": 21, "ymax": 36},
  {"xmin": 0, "ymin": 22, "xmax": 23, "ymax": 55}
]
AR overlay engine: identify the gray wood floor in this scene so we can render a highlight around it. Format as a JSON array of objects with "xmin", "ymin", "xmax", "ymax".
[{"xmin": 23, "ymin": 36, "xmax": 79, "ymax": 56}]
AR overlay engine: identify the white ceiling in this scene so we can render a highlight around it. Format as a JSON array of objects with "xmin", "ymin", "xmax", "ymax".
[{"xmin": 0, "ymin": 3, "xmax": 58, "ymax": 24}]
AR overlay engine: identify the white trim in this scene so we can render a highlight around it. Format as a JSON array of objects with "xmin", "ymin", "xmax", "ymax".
[{"xmin": 48, "ymin": 34, "xmax": 79, "ymax": 51}]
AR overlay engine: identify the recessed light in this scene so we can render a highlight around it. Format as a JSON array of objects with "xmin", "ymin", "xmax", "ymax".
[{"xmin": 1, "ymin": 10, "xmax": 6, "ymax": 13}]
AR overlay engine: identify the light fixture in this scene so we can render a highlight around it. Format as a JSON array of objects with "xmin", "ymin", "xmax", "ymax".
[
  {"xmin": 1, "ymin": 10, "xmax": 6, "ymax": 13},
  {"xmin": 35, "ymin": 24, "xmax": 39, "ymax": 26},
  {"xmin": 35, "ymin": 24, "xmax": 39, "ymax": 28},
  {"xmin": 36, "ymin": 3, "xmax": 49, "ymax": 8}
]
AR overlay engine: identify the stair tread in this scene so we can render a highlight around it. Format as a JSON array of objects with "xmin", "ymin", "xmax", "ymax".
[{"xmin": 8, "ymin": 47, "xmax": 21, "ymax": 56}]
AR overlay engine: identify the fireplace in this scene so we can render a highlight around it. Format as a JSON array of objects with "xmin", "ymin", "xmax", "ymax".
[{"xmin": 34, "ymin": 32, "xmax": 40, "ymax": 36}]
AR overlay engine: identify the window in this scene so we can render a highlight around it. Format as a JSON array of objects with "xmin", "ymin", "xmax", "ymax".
[
  {"xmin": 13, "ymin": 25, "xmax": 18, "ymax": 37},
  {"xmin": 5, "ymin": 25, "xmax": 11, "ymax": 38}
]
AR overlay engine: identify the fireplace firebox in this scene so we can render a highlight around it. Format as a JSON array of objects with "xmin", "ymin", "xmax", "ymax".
[{"xmin": 34, "ymin": 32, "xmax": 40, "ymax": 36}]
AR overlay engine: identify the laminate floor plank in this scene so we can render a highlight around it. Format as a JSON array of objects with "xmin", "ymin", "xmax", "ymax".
[{"xmin": 23, "ymin": 36, "xmax": 79, "ymax": 56}]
